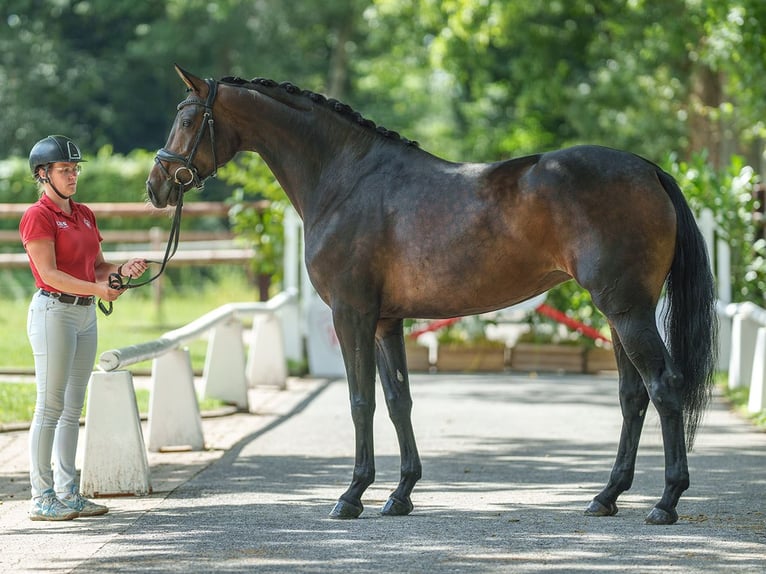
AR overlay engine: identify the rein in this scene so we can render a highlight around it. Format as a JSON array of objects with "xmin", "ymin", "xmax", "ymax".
[
  {"xmin": 98, "ymin": 196, "xmax": 184, "ymax": 316},
  {"xmin": 100, "ymin": 79, "xmax": 220, "ymax": 316}
]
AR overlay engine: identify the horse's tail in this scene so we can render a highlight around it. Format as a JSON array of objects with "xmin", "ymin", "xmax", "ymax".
[{"xmin": 656, "ymin": 168, "xmax": 719, "ymax": 450}]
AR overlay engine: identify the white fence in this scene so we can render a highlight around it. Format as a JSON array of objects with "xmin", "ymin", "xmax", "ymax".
[
  {"xmin": 698, "ymin": 207, "xmax": 766, "ymax": 415},
  {"xmin": 80, "ymin": 289, "xmax": 301, "ymax": 497},
  {"xmin": 723, "ymin": 301, "xmax": 766, "ymax": 414}
]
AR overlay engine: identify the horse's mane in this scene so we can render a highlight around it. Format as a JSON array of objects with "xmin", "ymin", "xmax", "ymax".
[{"xmin": 219, "ymin": 76, "xmax": 420, "ymax": 148}]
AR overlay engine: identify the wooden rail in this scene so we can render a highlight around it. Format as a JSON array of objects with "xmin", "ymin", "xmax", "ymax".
[
  {"xmin": 0, "ymin": 229, "xmax": 234, "ymax": 243},
  {"xmin": 0, "ymin": 201, "xmax": 268, "ymax": 218},
  {"xmin": 0, "ymin": 248, "xmax": 255, "ymax": 269},
  {"xmin": 0, "ymin": 201, "xmax": 262, "ymax": 265}
]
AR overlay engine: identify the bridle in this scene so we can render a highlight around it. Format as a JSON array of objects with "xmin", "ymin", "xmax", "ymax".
[
  {"xmin": 99, "ymin": 79, "xmax": 219, "ymax": 316},
  {"xmin": 154, "ymin": 78, "xmax": 219, "ymax": 189}
]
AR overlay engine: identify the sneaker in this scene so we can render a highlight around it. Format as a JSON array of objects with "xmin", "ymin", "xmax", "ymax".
[
  {"xmin": 59, "ymin": 487, "xmax": 109, "ymax": 517},
  {"xmin": 29, "ymin": 489, "xmax": 79, "ymax": 521}
]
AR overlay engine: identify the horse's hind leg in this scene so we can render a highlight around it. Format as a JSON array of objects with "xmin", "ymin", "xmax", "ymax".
[
  {"xmin": 375, "ymin": 319, "xmax": 422, "ymax": 516},
  {"xmin": 602, "ymin": 309, "xmax": 688, "ymax": 525},
  {"xmin": 586, "ymin": 328, "xmax": 650, "ymax": 517}
]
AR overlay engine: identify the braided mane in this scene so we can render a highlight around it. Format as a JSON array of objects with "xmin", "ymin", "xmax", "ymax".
[{"xmin": 219, "ymin": 76, "xmax": 419, "ymax": 148}]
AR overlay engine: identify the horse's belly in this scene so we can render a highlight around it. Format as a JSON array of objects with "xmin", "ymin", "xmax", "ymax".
[{"xmin": 381, "ymin": 259, "xmax": 568, "ymax": 319}]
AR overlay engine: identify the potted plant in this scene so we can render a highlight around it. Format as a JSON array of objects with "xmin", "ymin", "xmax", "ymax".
[{"xmin": 433, "ymin": 316, "xmax": 508, "ymax": 372}]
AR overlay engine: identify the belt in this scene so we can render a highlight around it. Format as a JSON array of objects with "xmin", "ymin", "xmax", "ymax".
[{"xmin": 40, "ymin": 290, "xmax": 95, "ymax": 306}]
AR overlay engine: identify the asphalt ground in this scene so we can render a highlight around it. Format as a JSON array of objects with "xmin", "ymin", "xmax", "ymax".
[{"xmin": 0, "ymin": 372, "xmax": 764, "ymax": 573}]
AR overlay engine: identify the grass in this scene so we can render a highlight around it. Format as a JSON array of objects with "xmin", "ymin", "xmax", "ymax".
[
  {"xmin": 715, "ymin": 370, "xmax": 766, "ymax": 430},
  {"xmin": 721, "ymin": 378, "xmax": 766, "ymax": 429},
  {"xmin": 0, "ymin": 268, "xmax": 259, "ymax": 424},
  {"xmin": 0, "ymin": 384, "xmax": 226, "ymax": 425}
]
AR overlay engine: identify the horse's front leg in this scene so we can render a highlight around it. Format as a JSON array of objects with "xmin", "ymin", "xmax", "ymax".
[
  {"xmin": 328, "ymin": 302, "xmax": 379, "ymax": 519},
  {"xmin": 375, "ymin": 319, "xmax": 421, "ymax": 516}
]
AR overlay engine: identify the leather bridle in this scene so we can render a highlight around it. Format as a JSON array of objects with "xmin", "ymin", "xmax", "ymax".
[{"xmin": 154, "ymin": 78, "xmax": 219, "ymax": 190}]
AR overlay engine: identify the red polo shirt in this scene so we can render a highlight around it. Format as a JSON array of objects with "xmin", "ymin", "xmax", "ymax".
[{"xmin": 19, "ymin": 194, "xmax": 103, "ymax": 294}]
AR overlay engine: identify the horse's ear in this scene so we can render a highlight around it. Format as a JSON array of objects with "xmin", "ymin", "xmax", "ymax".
[{"xmin": 174, "ymin": 64, "xmax": 207, "ymax": 95}]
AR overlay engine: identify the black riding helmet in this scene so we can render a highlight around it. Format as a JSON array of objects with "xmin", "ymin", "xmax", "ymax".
[
  {"xmin": 29, "ymin": 135, "xmax": 86, "ymax": 179},
  {"xmin": 29, "ymin": 135, "xmax": 87, "ymax": 200}
]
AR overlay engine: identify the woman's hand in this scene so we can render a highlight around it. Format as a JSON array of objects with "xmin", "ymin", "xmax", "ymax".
[
  {"xmin": 119, "ymin": 258, "xmax": 148, "ymax": 279},
  {"xmin": 97, "ymin": 281, "xmax": 124, "ymax": 302}
]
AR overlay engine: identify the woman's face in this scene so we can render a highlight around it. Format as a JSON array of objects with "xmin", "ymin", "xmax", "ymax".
[{"xmin": 45, "ymin": 162, "xmax": 81, "ymax": 195}]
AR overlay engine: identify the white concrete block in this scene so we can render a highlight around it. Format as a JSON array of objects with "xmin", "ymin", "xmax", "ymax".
[
  {"xmin": 201, "ymin": 318, "xmax": 248, "ymax": 409},
  {"xmin": 247, "ymin": 313, "xmax": 288, "ymax": 389},
  {"xmin": 80, "ymin": 370, "xmax": 152, "ymax": 497},
  {"xmin": 146, "ymin": 348, "xmax": 205, "ymax": 452}
]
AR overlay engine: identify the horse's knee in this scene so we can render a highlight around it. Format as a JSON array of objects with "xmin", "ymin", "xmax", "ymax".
[{"xmin": 350, "ymin": 398, "xmax": 375, "ymax": 424}]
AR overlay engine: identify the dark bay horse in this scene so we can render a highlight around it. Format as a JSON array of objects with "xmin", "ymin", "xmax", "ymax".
[{"xmin": 146, "ymin": 65, "xmax": 718, "ymax": 525}]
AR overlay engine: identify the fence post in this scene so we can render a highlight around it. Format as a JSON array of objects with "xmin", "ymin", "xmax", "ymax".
[
  {"xmin": 748, "ymin": 327, "xmax": 766, "ymax": 413},
  {"xmin": 80, "ymin": 370, "xmax": 152, "ymax": 497},
  {"xmin": 201, "ymin": 318, "xmax": 249, "ymax": 409},
  {"xmin": 146, "ymin": 347, "xmax": 205, "ymax": 452},
  {"xmin": 729, "ymin": 312, "xmax": 759, "ymax": 390}
]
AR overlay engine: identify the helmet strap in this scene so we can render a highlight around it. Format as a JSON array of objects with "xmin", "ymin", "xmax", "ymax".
[{"xmin": 43, "ymin": 166, "xmax": 71, "ymax": 201}]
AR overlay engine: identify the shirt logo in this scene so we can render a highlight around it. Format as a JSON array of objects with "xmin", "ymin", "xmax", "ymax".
[
  {"xmin": 83, "ymin": 217, "xmax": 92, "ymax": 229},
  {"xmin": 56, "ymin": 220, "xmax": 69, "ymax": 229}
]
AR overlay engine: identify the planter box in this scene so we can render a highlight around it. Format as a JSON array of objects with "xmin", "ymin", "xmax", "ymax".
[
  {"xmin": 405, "ymin": 342, "xmax": 432, "ymax": 372},
  {"xmin": 584, "ymin": 347, "xmax": 617, "ymax": 373},
  {"xmin": 510, "ymin": 343, "xmax": 585, "ymax": 373},
  {"xmin": 435, "ymin": 344, "xmax": 508, "ymax": 372}
]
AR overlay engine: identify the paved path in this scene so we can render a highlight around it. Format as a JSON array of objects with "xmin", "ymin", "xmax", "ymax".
[{"xmin": 1, "ymin": 372, "xmax": 764, "ymax": 573}]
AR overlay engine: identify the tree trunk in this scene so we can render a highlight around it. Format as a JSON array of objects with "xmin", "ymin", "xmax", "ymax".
[
  {"xmin": 687, "ymin": 62, "xmax": 723, "ymax": 168},
  {"xmin": 257, "ymin": 273, "xmax": 271, "ymax": 302}
]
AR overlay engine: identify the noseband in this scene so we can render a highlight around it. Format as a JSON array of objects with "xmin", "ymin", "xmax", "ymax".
[{"xmin": 154, "ymin": 78, "xmax": 219, "ymax": 190}]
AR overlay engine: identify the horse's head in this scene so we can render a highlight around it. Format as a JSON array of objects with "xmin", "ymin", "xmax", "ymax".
[{"xmin": 147, "ymin": 65, "xmax": 235, "ymax": 208}]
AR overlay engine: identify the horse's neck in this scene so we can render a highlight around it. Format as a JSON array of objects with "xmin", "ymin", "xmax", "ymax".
[{"xmin": 228, "ymin": 88, "xmax": 368, "ymax": 216}]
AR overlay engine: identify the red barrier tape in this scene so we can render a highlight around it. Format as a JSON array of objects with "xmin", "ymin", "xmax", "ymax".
[
  {"xmin": 408, "ymin": 305, "xmax": 611, "ymax": 345},
  {"xmin": 408, "ymin": 317, "xmax": 462, "ymax": 339},
  {"xmin": 535, "ymin": 303, "xmax": 611, "ymax": 344}
]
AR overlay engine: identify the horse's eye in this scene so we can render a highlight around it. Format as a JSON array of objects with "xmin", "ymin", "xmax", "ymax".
[{"xmin": 182, "ymin": 119, "xmax": 193, "ymax": 128}]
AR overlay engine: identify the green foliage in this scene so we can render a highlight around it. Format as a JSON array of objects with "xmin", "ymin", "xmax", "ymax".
[
  {"xmin": 220, "ymin": 154, "xmax": 287, "ymax": 291},
  {"xmin": 667, "ymin": 152, "xmax": 764, "ymax": 302},
  {"xmin": 0, "ymin": 147, "xmax": 155, "ymax": 205}
]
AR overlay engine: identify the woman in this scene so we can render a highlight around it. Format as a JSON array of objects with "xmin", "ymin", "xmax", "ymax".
[{"xmin": 20, "ymin": 135, "xmax": 148, "ymax": 521}]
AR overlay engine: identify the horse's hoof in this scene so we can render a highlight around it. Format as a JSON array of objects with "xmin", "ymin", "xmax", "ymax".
[
  {"xmin": 329, "ymin": 498, "xmax": 363, "ymax": 519},
  {"xmin": 380, "ymin": 495, "xmax": 413, "ymax": 516},
  {"xmin": 645, "ymin": 506, "xmax": 678, "ymax": 525},
  {"xmin": 584, "ymin": 499, "xmax": 618, "ymax": 517}
]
